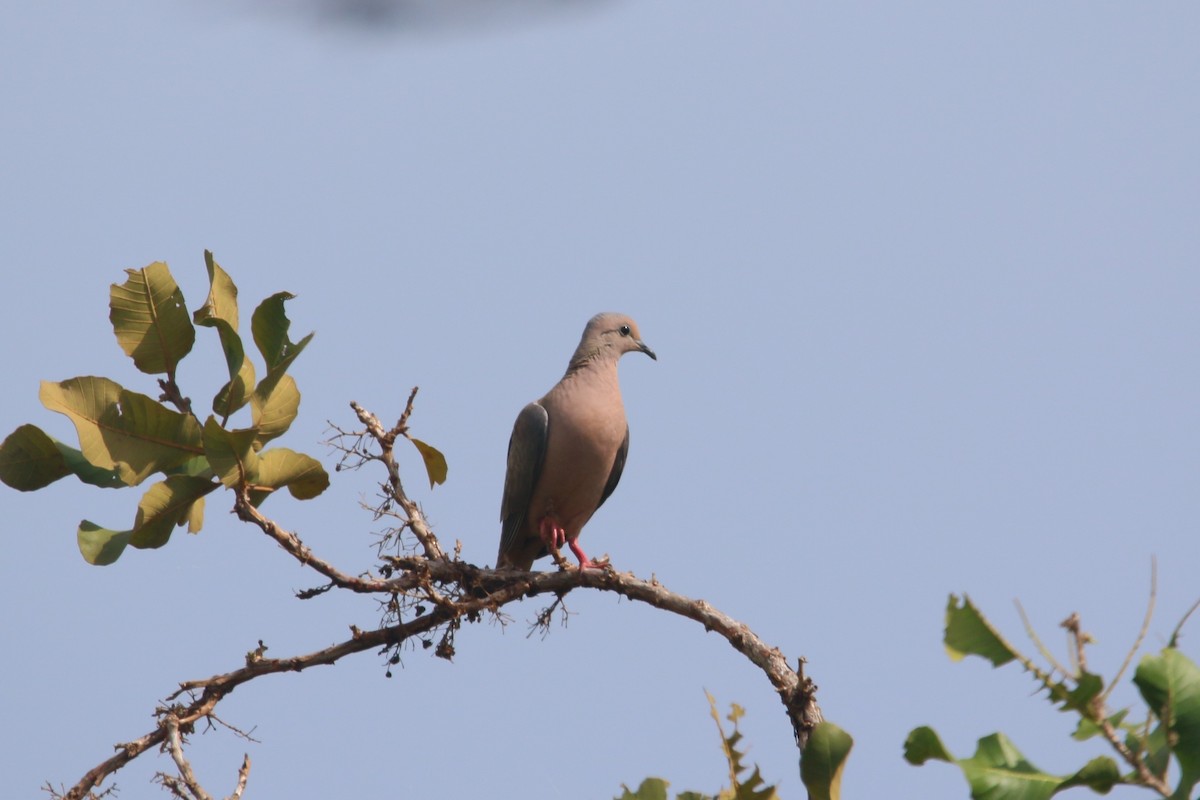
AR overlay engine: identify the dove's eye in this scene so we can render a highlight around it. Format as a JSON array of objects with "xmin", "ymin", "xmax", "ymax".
[{"xmin": 619, "ymin": 324, "xmax": 631, "ymax": 337}]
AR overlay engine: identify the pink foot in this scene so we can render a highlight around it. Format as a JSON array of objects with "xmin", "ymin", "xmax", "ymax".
[{"xmin": 539, "ymin": 517, "xmax": 566, "ymax": 551}]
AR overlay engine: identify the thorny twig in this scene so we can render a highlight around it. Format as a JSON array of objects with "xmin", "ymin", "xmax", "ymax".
[{"xmin": 1061, "ymin": 613, "xmax": 1171, "ymax": 796}]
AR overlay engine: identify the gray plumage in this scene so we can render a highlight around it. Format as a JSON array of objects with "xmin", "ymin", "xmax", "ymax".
[{"xmin": 497, "ymin": 313, "xmax": 656, "ymax": 570}]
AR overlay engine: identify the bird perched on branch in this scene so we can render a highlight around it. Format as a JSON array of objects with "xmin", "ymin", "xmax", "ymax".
[{"xmin": 497, "ymin": 313, "xmax": 656, "ymax": 570}]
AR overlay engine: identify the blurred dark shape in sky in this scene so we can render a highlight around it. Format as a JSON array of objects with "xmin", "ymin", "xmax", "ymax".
[{"xmin": 238, "ymin": 0, "xmax": 616, "ymax": 32}]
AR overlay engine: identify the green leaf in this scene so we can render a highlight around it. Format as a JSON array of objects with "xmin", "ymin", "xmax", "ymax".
[
  {"xmin": 51, "ymin": 437, "xmax": 128, "ymax": 489},
  {"xmin": 250, "ymin": 373, "xmax": 300, "ymax": 448},
  {"xmin": 615, "ymin": 778, "xmax": 671, "ymax": 800},
  {"xmin": 164, "ymin": 455, "xmax": 214, "ymax": 479},
  {"xmin": 109, "ymin": 261, "xmax": 195, "ymax": 375},
  {"xmin": 208, "ymin": 326, "xmax": 256, "ymax": 417},
  {"xmin": 0, "ymin": 424, "xmax": 70, "ymax": 489},
  {"xmin": 1055, "ymin": 671, "xmax": 1103, "ymax": 713},
  {"xmin": 130, "ymin": 475, "xmax": 219, "ymax": 549},
  {"xmin": 1072, "ymin": 708, "xmax": 1129, "ymax": 742},
  {"xmin": 1134, "ymin": 723, "xmax": 1172, "ymax": 780},
  {"xmin": 1, "ymin": 424, "xmax": 128, "ymax": 490},
  {"xmin": 945, "ymin": 594, "xmax": 1017, "ymax": 666},
  {"xmin": 411, "ymin": 437, "xmax": 448, "ymax": 489},
  {"xmin": 904, "ymin": 726, "xmax": 954, "ymax": 765},
  {"xmin": 1058, "ymin": 757, "xmax": 1121, "ymax": 794},
  {"xmin": 248, "ymin": 447, "xmax": 329, "ymax": 506},
  {"xmin": 77, "ymin": 521, "xmax": 132, "ymax": 566},
  {"xmin": 193, "ymin": 252, "xmax": 256, "ymax": 417},
  {"xmin": 905, "ymin": 729, "xmax": 1124, "ymax": 800},
  {"xmin": 201, "ymin": 417, "xmax": 260, "ymax": 487},
  {"xmin": 800, "ymin": 722, "xmax": 853, "ymax": 800},
  {"xmin": 40, "ymin": 377, "xmax": 204, "ymax": 486},
  {"xmin": 251, "ymin": 291, "xmax": 310, "ymax": 368},
  {"xmin": 1134, "ymin": 648, "xmax": 1200, "ymax": 797}
]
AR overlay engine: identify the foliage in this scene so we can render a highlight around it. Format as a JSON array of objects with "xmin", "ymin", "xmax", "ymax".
[
  {"xmin": 615, "ymin": 695, "xmax": 850, "ymax": 800},
  {"xmin": 799, "ymin": 719, "xmax": 853, "ymax": 800},
  {"xmin": 0, "ymin": 253, "xmax": 445, "ymax": 564},
  {"xmin": 6, "ymin": 253, "xmax": 818, "ymax": 800},
  {"xmin": 906, "ymin": 593, "xmax": 1200, "ymax": 800},
  {"xmin": 615, "ymin": 694, "xmax": 785, "ymax": 800}
]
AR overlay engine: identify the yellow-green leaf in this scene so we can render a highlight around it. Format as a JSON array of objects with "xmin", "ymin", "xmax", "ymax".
[
  {"xmin": 251, "ymin": 291, "xmax": 307, "ymax": 368},
  {"xmin": 944, "ymin": 594, "xmax": 1017, "ymax": 666},
  {"xmin": 411, "ymin": 437, "xmax": 448, "ymax": 489},
  {"xmin": 78, "ymin": 521, "xmax": 133, "ymax": 566},
  {"xmin": 251, "ymin": 373, "xmax": 300, "ymax": 448},
  {"xmin": 39, "ymin": 377, "xmax": 204, "ymax": 486},
  {"xmin": 187, "ymin": 495, "xmax": 205, "ymax": 533},
  {"xmin": 130, "ymin": 475, "xmax": 219, "ymax": 549},
  {"xmin": 201, "ymin": 417, "xmax": 260, "ymax": 487},
  {"xmin": 248, "ymin": 447, "xmax": 329, "ymax": 506},
  {"xmin": 801, "ymin": 722, "xmax": 853, "ymax": 800},
  {"xmin": 193, "ymin": 253, "xmax": 256, "ymax": 417},
  {"xmin": 109, "ymin": 261, "xmax": 195, "ymax": 375},
  {"xmin": 195, "ymin": 251, "xmax": 240, "ymax": 330},
  {"xmin": 0, "ymin": 424, "xmax": 72, "ymax": 490},
  {"xmin": 614, "ymin": 779, "xmax": 671, "ymax": 800}
]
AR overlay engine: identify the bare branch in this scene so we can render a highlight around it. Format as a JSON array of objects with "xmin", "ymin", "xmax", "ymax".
[
  {"xmin": 228, "ymin": 755, "xmax": 251, "ymax": 800},
  {"xmin": 232, "ymin": 488, "xmax": 391, "ymax": 594},
  {"xmin": 164, "ymin": 715, "xmax": 213, "ymax": 800}
]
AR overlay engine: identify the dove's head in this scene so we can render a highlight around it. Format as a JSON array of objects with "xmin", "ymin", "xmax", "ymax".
[{"xmin": 569, "ymin": 312, "xmax": 657, "ymax": 368}]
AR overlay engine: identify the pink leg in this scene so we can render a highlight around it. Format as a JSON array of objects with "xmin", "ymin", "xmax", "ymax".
[{"xmin": 568, "ymin": 538, "xmax": 596, "ymax": 570}]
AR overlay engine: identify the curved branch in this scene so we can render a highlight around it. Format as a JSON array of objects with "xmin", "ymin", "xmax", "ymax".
[
  {"xmin": 62, "ymin": 557, "xmax": 820, "ymax": 799},
  {"xmin": 60, "ymin": 400, "xmax": 821, "ymax": 798}
]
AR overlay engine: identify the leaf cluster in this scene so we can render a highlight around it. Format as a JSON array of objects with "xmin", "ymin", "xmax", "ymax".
[
  {"xmin": 0, "ymin": 253, "xmax": 328, "ymax": 564},
  {"xmin": 616, "ymin": 694, "xmax": 852, "ymax": 800},
  {"xmin": 905, "ymin": 594, "xmax": 1200, "ymax": 799}
]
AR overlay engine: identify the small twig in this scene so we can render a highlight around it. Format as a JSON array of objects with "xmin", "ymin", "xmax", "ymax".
[
  {"xmin": 350, "ymin": 398, "xmax": 446, "ymax": 561},
  {"xmin": 1015, "ymin": 599, "xmax": 1071, "ymax": 679},
  {"xmin": 527, "ymin": 595, "xmax": 569, "ymax": 639},
  {"xmin": 396, "ymin": 386, "xmax": 420, "ymax": 431},
  {"xmin": 164, "ymin": 715, "xmax": 212, "ymax": 800},
  {"xmin": 1104, "ymin": 558, "xmax": 1157, "ymax": 702},
  {"xmin": 232, "ymin": 488, "xmax": 391, "ymax": 594},
  {"xmin": 1060, "ymin": 612, "xmax": 1090, "ymax": 674},
  {"xmin": 229, "ymin": 756, "xmax": 251, "ymax": 800},
  {"xmin": 1169, "ymin": 595, "xmax": 1200, "ymax": 649},
  {"xmin": 157, "ymin": 371, "xmax": 195, "ymax": 418},
  {"xmin": 1094, "ymin": 711, "xmax": 1172, "ymax": 795}
]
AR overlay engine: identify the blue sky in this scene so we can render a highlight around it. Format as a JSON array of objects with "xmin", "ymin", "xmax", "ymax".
[{"xmin": 2, "ymin": 3, "xmax": 1198, "ymax": 798}]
